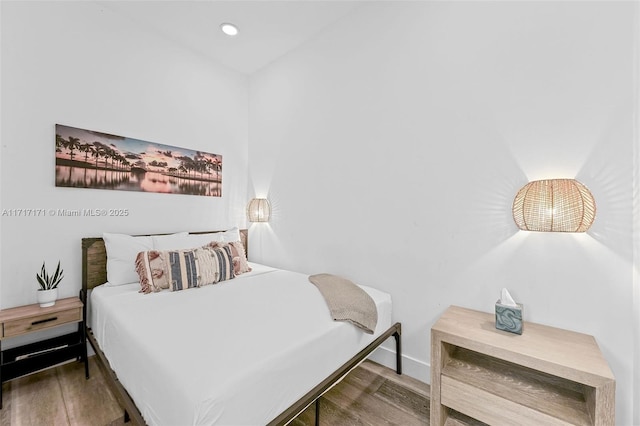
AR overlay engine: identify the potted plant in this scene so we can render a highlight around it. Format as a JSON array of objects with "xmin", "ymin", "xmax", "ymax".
[{"xmin": 36, "ymin": 261, "xmax": 63, "ymax": 307}]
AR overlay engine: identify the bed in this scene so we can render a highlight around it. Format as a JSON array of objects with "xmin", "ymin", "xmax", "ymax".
[{"xmin": 81, "ymin": 229, "xmax": 402, "ymax": 425}]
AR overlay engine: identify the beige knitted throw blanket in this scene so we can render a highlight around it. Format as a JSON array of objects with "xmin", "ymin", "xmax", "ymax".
[{"xmin": 308, "ymin": 273, "xmax": 378, "ymax": 334}]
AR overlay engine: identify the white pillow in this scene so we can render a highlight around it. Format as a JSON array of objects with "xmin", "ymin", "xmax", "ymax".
[
  {"xmin": 151, "ymin": 232, "xmax": 189, "ymax": 250},
  {"xmin": 152, "ymin": 228, "xmax": 242, "ymax": 251},
  {"xmin": 191, "ymin": 227, "xmax": 241, "ymax": 245},
  {"xmin": 103, "ymin": 232, "xmax": 153, "ymax": 286},
  {"xmin": 219, "ymin": 227, "xmax": 241, "ymax": 243}
]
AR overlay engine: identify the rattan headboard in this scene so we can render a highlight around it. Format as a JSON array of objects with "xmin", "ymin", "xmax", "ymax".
[{"xmin": 81, "ymin": 229, "xmax": 248, "ymax": 292}]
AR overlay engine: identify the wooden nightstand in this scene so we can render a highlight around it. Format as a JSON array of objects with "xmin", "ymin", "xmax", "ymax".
[
  {"xmin": 0, "ymin": 297, "xmax": 89, "ymax": 409},
  {"xmin": 431, "ymin": 305, "xmax": 615, "ymax": 426}
]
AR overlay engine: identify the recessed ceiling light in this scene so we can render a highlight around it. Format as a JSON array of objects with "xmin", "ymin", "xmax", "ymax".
[{"xmin": 220, "ymin": 23, "xmax": 239, "ymax": 37}]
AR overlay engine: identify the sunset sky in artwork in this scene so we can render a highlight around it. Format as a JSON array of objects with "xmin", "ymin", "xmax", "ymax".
[{"xmin": 55, "ymin": 124, "xmax": 222, "ymax": 172}]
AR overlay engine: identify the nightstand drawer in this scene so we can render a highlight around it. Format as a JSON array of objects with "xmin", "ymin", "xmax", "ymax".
[{"xmin": 3, "ymin": 307, "xmax": 81, "ymax": 338}]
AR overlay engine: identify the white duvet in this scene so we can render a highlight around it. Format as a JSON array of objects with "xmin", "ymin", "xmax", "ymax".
[{"xmin": 90, "ymin": 263, "xmax": 392, "ymax": 425}]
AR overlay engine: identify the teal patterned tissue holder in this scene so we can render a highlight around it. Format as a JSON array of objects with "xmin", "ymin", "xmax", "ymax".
[{"xmin": 495, "ymin": 301, "xmax": 523, "ymax": 334}]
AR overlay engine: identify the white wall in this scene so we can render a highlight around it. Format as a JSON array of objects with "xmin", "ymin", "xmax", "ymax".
[
  {"xmin": 249, "ymin": 2, "xmax": 637, "ymax": 424},
  {"xmin": 0, "ymin": 1, "xmax": 249, "ymax": 326},
  {"xmin": 633, "ymin": 4, "xmax": 640, "ymax": 424}
]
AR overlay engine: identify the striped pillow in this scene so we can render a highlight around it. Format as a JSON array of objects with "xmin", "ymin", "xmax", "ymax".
[
  {"xmin": 207, "ymin": 241, "xmax": 252, "ymax": 275},
  {"xmin": 135, "ymin": 245, "xmax": 234, "ymax": 294},
  {"xmin": 166, "ymin": 249, "xmax": 200, "ymax": 292},
  {"xmin": 187, "ymin": 245, "xmax": 235, "ymax": 290}
]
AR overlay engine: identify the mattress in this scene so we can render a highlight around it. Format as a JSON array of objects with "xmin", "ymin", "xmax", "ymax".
[{"xmin": 90, "ymin": 263, "xmax": 392, "ymax": 425}]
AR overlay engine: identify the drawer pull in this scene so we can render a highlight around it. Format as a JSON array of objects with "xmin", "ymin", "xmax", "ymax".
[{"xmin": 31, "ymin": 317, "xmax": 58, "ymax": 326}]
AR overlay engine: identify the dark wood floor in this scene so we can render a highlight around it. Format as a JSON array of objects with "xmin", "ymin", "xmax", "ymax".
[{"xmin": 1, "ymin": 357, "xmax": 429, "ymax": 425}]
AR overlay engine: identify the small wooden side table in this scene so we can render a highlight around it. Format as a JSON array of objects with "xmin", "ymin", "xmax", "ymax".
[
  {"xmin": 431, "ymin": 305, "xmax": 615, "ymax": 425},
  {"xmin": 0, "ymin": 297, "xmax": 88, "ymax": 409}
]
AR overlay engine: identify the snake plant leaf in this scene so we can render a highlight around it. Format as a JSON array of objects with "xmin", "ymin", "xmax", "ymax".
[
  {"xmin": 51, "ymin": 261, "xmax": 63, "ymax": 289},
  {"xmin": 36, "ymin": 273, "xmax": 46, "ymax": 289}
]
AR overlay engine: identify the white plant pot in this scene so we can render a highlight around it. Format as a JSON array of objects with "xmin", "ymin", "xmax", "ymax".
[{"xmin": 37, "ymin": 288, "xmax": 58, "ymax": 308}]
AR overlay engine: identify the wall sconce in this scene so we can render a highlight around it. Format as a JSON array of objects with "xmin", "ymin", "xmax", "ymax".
[
  {"xmin": 247, "ymin": 198, "xmax": 271, "ymax": 222},
  {"xmin": 512, "ymin": 179, "xmax": 596, "ymax": 232}
]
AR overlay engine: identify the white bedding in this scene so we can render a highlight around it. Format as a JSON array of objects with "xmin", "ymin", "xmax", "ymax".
[{"xmin": 90, "ymin": 262, "xmax": 392, "ymax": 425}]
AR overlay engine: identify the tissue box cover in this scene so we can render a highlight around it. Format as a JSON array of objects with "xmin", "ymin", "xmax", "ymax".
[{"xmin": 495, "ymin": 301, "xmax": 523, "ymax": 334}]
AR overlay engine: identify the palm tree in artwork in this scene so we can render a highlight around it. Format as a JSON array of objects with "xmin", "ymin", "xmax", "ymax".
[
  {"xmin": 194, "ymin": 152, "xmax": 212, "ymax": 180},
  {"xmin": 117, "ymin": 154, "xmax": 127, "ymax": 170},
  {"xmin": 179, "ymin": 156, "xmax": 196, "ymax": 179},
  {"xmin": 79, "ymin": 143, "xmax": 94, "ymax": 164},
  {"xmin": 108, "ymin": 149, "xmax": 119, "ymax": 170},
  {"xmin": 207, "ymin": 157, "xmax": 220, "ymax": 180},
  {"xmin": 203, "ymin": 158, "xmax": 211, "ymax": 180},
  {"xmin": 55, "ymin": 134, "xmax": 67, "ymax": 154},
  {"xmin": 195, "ymin": 160, "xmax": 204, "ymax": 180},
  {"xmin": 211, "ymin": 157, "xmax": 221, "ymax": 181},
  {"xmin": 110, "ymin": 149, "xmax": 118, "ymax": 170},
  {"xmin": 115, "ymin": 154, "xmax": 124, "ymax": 170},
  {"xmin": 102, "ymin": 148, "xmax": 113, "ymax": 170},
  {"xmin": 106, "ymin": 147, "xmax": 119, "ymax": 170},
  {"xmin": 92, "ymin": 143, "xmax": 105, "ymax": 169},
  {"xmin": 67, "ymin": 136, "xmax": 80, "ymax": 161}
]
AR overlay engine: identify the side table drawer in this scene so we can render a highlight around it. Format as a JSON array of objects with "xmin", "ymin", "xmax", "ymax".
[{"xmin": 3, "ymin": 307, "xmax": 81, "ymax": 338}]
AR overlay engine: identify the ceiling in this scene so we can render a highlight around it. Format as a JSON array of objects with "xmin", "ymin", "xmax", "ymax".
[{"xmin": 97, "ymin": 1, "xmax": 362, "ymax": 75}]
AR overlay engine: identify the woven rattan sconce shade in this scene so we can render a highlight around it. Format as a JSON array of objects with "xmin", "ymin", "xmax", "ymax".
[
  {"xmin": 512, "ymin": 179, "xmax": 596, "ymax": 232},
  {"xmin": 247, "ymin": 198, "xmax": 271, "ymax": 222}
]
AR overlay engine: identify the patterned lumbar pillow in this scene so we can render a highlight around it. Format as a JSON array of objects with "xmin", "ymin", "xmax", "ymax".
[{"xmin": 135, "ymin": 245, "xmax": 234, "ymax": 293}]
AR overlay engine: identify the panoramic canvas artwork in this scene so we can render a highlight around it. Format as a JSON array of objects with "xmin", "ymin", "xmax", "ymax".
[{"xmin": 55, "ymin": 124, "xmax": 222, "ymax": 197}]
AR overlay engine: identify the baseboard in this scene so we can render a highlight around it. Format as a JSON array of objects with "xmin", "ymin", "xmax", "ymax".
[{"xmin": 367, "ymin": 345, "xmax": 430, "ymax": 384}]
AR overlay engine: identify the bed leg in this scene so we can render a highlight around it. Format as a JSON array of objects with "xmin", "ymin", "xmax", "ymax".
[
  {"xmin": 315, "ymin": 398, "xmax": 320, "ymax": 426},
  {"xmin": 1, "ymin": 339, "xmax": 3, "ymax": 410},
  {"xmin": 394, "ymin": 328, "xmax": 402, "ymax": 375},
  {"xmin": 78, "ymin": 289, "xmax": 90, "ymax": 379}
]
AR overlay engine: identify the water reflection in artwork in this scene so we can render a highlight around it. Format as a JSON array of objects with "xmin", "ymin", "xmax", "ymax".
[{"xmin": 55, "ymin": 124, "xmax": 222, "ymax": 197}]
